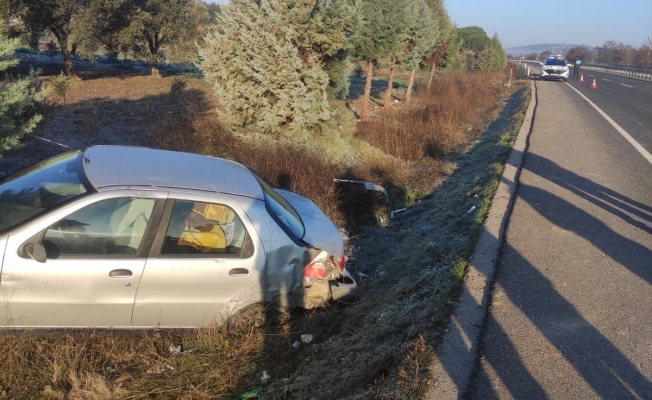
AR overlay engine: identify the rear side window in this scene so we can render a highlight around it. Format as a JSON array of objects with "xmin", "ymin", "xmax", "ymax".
[
  {"xmin": 161, "ymin": 200, "xmax": 252, "ymax": 257},
  {"xmin": 251, "ymin": 173, "xmax": 305, "ymax": 240}
]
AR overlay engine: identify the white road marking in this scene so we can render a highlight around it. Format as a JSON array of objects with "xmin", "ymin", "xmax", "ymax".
[
  {"xmin": 602, "ymin": 78, "xmax": 610, "ymax": 81},
  {"xmin": 589, "ymin": 75, "xmax": 595, "ymax": 77},
  {"xmin": 565, "ymin": 83, "xmax": 652, "ymax": 165},
  {"xmin": 621, "ymin": 84, "xmax": 633, "ymax": 88}
]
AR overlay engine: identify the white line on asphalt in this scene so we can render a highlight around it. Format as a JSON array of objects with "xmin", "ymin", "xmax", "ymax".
[
  {"xmin": 621, "ymin": 84, "xmax": 633, "ymax": 88},
  {"xmin": 565, "ymin": 83, "xmax": 652, "ymax": 165},
  {"xmin": 602, "ymin": 78, "xmax": 610, "ymax": 81}
]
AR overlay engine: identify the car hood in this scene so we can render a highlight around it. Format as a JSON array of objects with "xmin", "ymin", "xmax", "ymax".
[
  {"xmin": 543, "ymin": 65, "xmax": 567, "ymax": 69},
  {"xmin": 276, "ymin": 189, "xmax": 344, "ymax": 256}
]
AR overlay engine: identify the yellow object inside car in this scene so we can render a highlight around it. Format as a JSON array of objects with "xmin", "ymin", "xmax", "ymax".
[{"xmin": 177, "ymin": 203, "xmax": 234, "ymax": 253}]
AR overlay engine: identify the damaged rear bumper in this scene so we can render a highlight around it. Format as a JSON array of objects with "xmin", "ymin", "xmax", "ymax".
[{"xmin": 296, "ymin": 268, "xmax": 359, "ymax": 309}]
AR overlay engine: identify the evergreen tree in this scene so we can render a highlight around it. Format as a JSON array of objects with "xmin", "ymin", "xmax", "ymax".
[
  {"xmin": 383, "ymin": 0, "xmax": 410, "ymax": 108},
  {"xmin": 488, "ymin": 33, "xmax": 506, "ymax": 71},
  {"xmin": 423, "ymin": 0, "xmax": 454, "ymax": 88},
  {"xmin": 398, "ymin": 0, "xmax": 437, "ymax": 105},
  {"xmin": 199, "ymin": 0, "xmax": 335, "ymax": 135},
  {"xmin": 350, "ymin": 0, "xmax": 407, "ymax": 120},
  {"xmin": 457, "ymin": 26, "xmax": 491, "ymax": 53},
  {"xmin": 0, "ymin": 30, "xmax": 46, "ymax": 155}
]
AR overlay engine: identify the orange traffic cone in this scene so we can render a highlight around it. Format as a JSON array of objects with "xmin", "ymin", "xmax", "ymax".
[
  {"xmin": 579, "ymin": 73, "xmax": 584, "ymax": 82},
  {"xmin": 590, "ymin": 78, "xmax": 597, "ymax": 89}
]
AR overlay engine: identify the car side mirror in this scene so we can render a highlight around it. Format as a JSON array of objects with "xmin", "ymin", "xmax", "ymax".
[
  {"xmin": 19, "ymin": 230, "xmax": 47, "ymax": 263},
  {"xmin": 25, "ymin": 242, "xmax": 47, "ymax": 263}
]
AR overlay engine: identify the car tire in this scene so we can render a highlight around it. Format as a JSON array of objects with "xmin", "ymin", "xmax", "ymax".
[{"xmin": 563, "ymin": 78, "xmax": 568, "ymax": 82}]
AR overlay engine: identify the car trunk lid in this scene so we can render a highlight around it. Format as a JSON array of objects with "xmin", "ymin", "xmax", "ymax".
[{"xmin": 276, "ymin": 189, "xmax": 343, "ymax": 256}]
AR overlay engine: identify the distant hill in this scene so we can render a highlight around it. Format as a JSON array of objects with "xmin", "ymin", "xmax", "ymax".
[{"xmin": 505, "ymin": 44, "xmax": 583, "ymax": 56}]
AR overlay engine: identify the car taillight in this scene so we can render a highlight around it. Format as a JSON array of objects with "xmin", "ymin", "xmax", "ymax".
[
  {"xmin": 304, "ymin": 261, "xmax": 326, "ymax": 279},
  {"xmin": 336, "ymin": 255, "xmax": 346, "ymax": 271}
]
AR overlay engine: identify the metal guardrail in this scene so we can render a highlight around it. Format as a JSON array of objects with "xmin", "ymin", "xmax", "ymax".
[
  {"xmin": 511, "ymin": 60, "xmax": 652, "ymax": 81},
  {"xmin": 582, "ymin": 64, "xmax": 652, "ymax": 81}
]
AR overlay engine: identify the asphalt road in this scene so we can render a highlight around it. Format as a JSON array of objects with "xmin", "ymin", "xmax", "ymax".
[
  {"xmin": 525, "ymin": 61, "xmax": 652, "ymax": 153},
  {"xmin": 466, "ymin": 78, "xmax": 652, "ymax": 398}
]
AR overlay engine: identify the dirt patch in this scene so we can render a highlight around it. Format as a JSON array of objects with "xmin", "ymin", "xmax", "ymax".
[{"xmin": 0, "ymin": 71, "xmax": 213, "ymax": 175}]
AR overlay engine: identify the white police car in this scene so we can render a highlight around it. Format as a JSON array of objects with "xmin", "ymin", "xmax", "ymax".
[{"xmin": 540, "ymin": 55, "xmax": 569, "ymax": 82}]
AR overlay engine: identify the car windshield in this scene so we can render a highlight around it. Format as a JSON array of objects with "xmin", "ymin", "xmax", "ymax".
[
  {"xmin": 251, "ymin": 172, "xmax": 305, "ymax": 240},
  {"xmin": 0, "ymin": 151, "xmax": 89, "ymax": 234},
  {"xmin": 545, "ymin": 58, "xmax": 567, "ymax": 66}
]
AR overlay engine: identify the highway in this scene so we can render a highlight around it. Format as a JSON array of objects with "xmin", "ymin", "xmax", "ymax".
[
  {"xmin": 465, "ymin": 66, "xmax": 652, "ymax": 398},
  {"xmin": 523, "ymin": 60, "xmax": 652, "ymax": 154}
]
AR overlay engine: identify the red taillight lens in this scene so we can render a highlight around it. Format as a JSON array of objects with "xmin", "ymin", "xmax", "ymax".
[
  {"xmin": 304, "ymin": 261, "xmax": 326, "ymax": 279},
  {"xmin": 336, "ymin": 255, "xmax": 346, "ymax": 270}
]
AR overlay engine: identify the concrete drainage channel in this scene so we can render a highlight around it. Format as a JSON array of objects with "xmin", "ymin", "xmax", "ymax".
[{"xmin": 425, "ymin": 80, "xmax": 538, "ymax": 399}]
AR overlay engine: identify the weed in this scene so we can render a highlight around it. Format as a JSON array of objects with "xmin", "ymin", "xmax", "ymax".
[
  {"xmin": 50, "ymin": 72, "xmax": 72, "ymax": 105},
  {"xmin": 170, "ymin": 76, "xmax": 188, "ymax": 95}
]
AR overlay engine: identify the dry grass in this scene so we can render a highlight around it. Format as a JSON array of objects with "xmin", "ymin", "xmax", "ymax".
[{"xmin": 0, "ymin": 62, "xmax": 529, "ymax": 399}]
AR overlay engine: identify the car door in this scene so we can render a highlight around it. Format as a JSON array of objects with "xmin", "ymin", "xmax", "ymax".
[
  {"xmin": 131, "ymin": 194, "xmax": 265, "ymax": 327},
  {"xmin": 0, "ymin": 190, "xmax": 166, "ymax": 328}
]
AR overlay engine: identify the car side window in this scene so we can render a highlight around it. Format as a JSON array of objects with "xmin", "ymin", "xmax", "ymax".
[
  {"xmin": 161, "ymin": 200, "xmax": 250, "ymax": 257},
  {"xmin": 43, "ymin": 197, "xmax": 156, "ymax": 257}
]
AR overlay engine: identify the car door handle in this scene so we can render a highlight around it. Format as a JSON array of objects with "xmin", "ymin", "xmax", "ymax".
[
  {"xmin": 229, "ymin": 268, "xmax": 249, "ymax": 277},
  {"xmin": 109, "ymin": 269, "xmax": 133, "ymax": 278}
]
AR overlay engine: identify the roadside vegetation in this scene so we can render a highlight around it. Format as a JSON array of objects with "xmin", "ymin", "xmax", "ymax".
[{"xmin": 0, "ymin": 1, "xmax": 535, "ymax": 399}]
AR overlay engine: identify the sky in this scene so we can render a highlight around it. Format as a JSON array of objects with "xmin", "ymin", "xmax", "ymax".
[
  {"xmin": 444, "ymin": 0, "xmax": 651, "ymax": 49},
  {"xmin": 208, "ymin": 0, "xmax": 652, "ymax": 49}
]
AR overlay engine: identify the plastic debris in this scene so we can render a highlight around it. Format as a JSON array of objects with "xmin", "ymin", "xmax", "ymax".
[
  {"xmin": 390, "ymin": 208, "xmax": 406, "ymax": 219},
  {"xmin": 421, "ymin": 225, "xmax": 431, "ymax": 230},
  {"xmin": 169, "ymin": 343, "xmax": 193, "ymax": 356},
  {"xmin": 466, "ymin": 205, "xmax": 476, "ymax": 214},
  {"xmin": 260, "ymin": 370, "xmax": 271, "ymax": 384},
  {"xmin": 166, "ymin": 365, "xmax": 175, "ymax": 371},
  {"xmin": 301, "ymin": 334, "xmax": 314, "ymax": 344},
  {"xmin": 238, "ymin": 388, "xmax": 263, "ymax": 400},
  {"xmin": 292, "ymin": 340, "xmax": 302, "ymax": 349}
]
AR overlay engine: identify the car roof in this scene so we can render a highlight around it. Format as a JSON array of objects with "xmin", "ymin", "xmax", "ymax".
[{"xmin": 81, "ymin": 146, "xmax": 264, "ymax": 199}]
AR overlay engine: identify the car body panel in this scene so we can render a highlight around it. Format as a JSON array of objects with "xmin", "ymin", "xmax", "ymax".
[
  {"xmin": 0, "ymin": 190, "xmax": 166, "ymax": 327},
  {"xmin": 131, "ymin": 193, "xmax": 266, "ymax": 327},
  {"xmin": 276, "ymin": 189, "xmax": 344, "ymax": 256},
  {"xmin": 240, "ymin": 198, "xmax": 309, "ymax": 309},
  {"xmin": 82, "ymin": 146, "xmax": 264, "ymax": 199}
]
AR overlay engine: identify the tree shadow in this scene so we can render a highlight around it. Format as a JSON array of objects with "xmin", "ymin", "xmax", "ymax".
[
  {"xmin": 524, "ymin": 152, "xmax": 652, "ymax": 233},
  {"xmin": 461, "ymin": 153, "xmax": 652, "ymax": 397},
  {"xmin": 468, "ymin": 239, "xmax": 652, "ymax": 399}
]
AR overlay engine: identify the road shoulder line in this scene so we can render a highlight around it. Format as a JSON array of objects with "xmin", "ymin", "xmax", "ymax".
[
  {"xmin": 564, "ymin": 83, "xmax": 652, "ymax": 165},
  {"xmin": 425, "ymin": 80, "xmax": 537, "ymax": 399}
]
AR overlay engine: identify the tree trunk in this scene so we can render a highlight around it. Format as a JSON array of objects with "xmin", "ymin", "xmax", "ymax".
[
  {"xmin": 405, "ymin": 69, "xmax": 416, "ymax": 105},
  {"xmin": 360, "ymin": 59, "xmax": 373, "ymax": 121},
  {"xmin": 427, "ymin": 62, "xmax": 436, "ymax": 90},
  {"xmin": 51, "ymin": 30, "xmax": 76, "ymax": 77},
  {"xmin": 383, "ymin": 59, "xmax": 395, "ymax": 108},
  {"xmin": 147, "ymin": 34, "xmax": 161, "ymax": 77}
]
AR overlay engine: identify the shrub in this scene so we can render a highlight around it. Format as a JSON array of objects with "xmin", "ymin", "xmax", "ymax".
[
  {"xmin": 0, "ymin": 35, "xmax": 47, "ymax": 155},
  {"xmin": 170, "ymin": 76, "xmax": 188, "ymax": 95},
  {"xmin": 50, "ymin": 71, "xmax": 72, "ymax": 104}
]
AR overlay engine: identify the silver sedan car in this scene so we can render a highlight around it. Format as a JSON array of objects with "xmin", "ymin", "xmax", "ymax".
[{"xmin": 0, "ymin": 146, "xmax": 357, "ymax": 328}]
